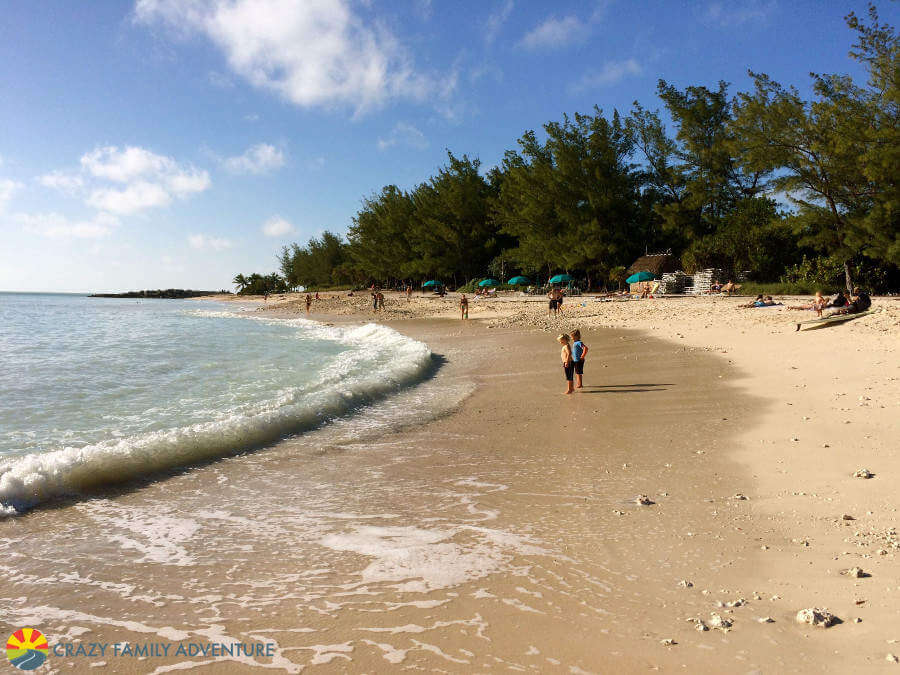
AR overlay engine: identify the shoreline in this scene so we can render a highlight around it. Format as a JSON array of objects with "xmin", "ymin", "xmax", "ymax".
[
  {"xmin": 0, "ymin": 295, "xmax": 895, "ymax": 671},
  {"xmin": 256, "ymin": 292, "xmax": 900, "ymax": 670}
]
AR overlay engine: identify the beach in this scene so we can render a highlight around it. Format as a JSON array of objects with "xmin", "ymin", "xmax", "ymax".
[{"xmin": 1, "ymin": 292, "xmax": 897, "ymax": 672}]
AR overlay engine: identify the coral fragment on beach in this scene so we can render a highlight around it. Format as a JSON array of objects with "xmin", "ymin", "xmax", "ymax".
[
  {"xmin": 843, "ymin": 566, "xmax": 868, "ymax": 578},
  {"xmin": 660, "ymin": 638, "xmax": 676, "ymax": 646},
  {"xmin": 677, "ymin": 579, "xmax": 693, "ymax": 588},
  {"xmin": 709, "ymin": 613, "xmax": 732, "ymax": 631},
  {"xmin": 853, "ymin": 468, "xmax": 873, "ymax": 479},
  {"xmin": 634, "ymin": 494, "xmax": 655, "ymax": 506},
  {"xmin": 757, "ymin": 616, "xmax": 775, "ymax": 623},
  {"xmin": 795, "ymin": 607, "xmax": 837, "ymax": 628}
]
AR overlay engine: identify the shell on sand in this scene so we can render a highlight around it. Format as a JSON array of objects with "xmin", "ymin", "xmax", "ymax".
[
  {"xmin": 634, "ymin": 494, "xmax": 655, "ymax": 505},
  {"xmin": 844, "ymin": 566, "xmax": 867, "ymax": 578},
  {"xmin": 853, "ymin": 468, "xmax": 873, "ymax": 478},
  {"xmin": 709, "ymin": 613, "xmax": 732, "ymax": 630},
  {"xmin": 678, "ymin": 579, "xmax": 693, "ymax": 588},
  {"xmin": 796, "ymin": 607, "xmax": 838, "ymax": 628},
  {"xmin": 660, "ymin": 638, "xmax": 676, "ymax": 646}
]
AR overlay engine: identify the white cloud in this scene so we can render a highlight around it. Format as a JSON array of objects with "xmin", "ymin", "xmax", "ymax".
[
  {"xmin": 134, "ymin": 0, "xmax": 439, "ymax": 114},
  {"xmin": 188, "ymin": 233, "xmax": 233, "ymax": 250},
  {"xmin": 0, "ymin": 178, "xmax": 22, "ymax": 211},
  {"xmin": 17, "ymin": 211, "xmax": 118, "ymax": 239},
  {"xmin": 38, "ymin": 171, "xmax": 84, "ymax": 194},
  {"xmin": 377, "ymin": 122, "xmax": 428, "ymax": 151},
  {"xmin": 261, "ymin": 216, "xmax": 294, "ymax": 237},
  {"xmin": 520, "ymin": 15, "xmax": 589, "ymax": 50},
  {"xmin": 702, "ymin": 1, "xmax": 776, "ymax": 26},
  {"xmin": 87, "ymin": 181, "xmax": 173, "ymax": 215},
  {"xmin": 223, "ymin": 143, "xmax": 285, "ymax": 174},
  {"xmin": 570, "ymin": 59, "xmax": 642, "ymax": 91},
  {"xmin": 485, "ymin": 0, "xmax": 514, "ymax": 44},
  {"xmin": 78, "ymin": 146, "xmax": 210, "ymax": 214}
]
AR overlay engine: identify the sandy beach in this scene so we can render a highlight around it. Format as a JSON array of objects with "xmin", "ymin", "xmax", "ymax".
[
  {"xmin": 1, "ymin": 291, "xmax": 897, "ymax": 672},
  {"xmin": 253, "ymin": 290, "xmax": 900, "ymax": 670}
]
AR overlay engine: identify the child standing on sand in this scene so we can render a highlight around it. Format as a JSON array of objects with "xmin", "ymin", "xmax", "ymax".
[
  {"xmin": 569, "ymin": 329, "xmax": 588, "ymax": 389},
  {"xmin": 558, "ymin": 334, "xmax": 574, "ymax": 395}
]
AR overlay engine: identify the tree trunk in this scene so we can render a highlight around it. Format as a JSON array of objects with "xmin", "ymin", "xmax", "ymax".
[{"xmin": 844, "ymin": 260, "xmax": 853, "ymax": 295}]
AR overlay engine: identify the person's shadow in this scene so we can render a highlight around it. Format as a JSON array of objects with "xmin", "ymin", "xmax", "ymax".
[{"xmin": 580, "ymin": 383, "xmax": 673, "ymax": 393}]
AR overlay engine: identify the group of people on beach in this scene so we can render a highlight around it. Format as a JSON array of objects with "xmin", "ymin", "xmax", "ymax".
[
  {"xmin": 785, "ymin": 288, "xmax": 871, "ymax": 317},
  {"xmin": 557, "ymin": 329, "xmax": 588, "ymax": 395}
]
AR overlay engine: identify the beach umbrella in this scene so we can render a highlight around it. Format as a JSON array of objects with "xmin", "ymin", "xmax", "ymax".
[
  {"xmin": 478, "ymin": 278, "xmax": 501, "ymax": 287},
  {"xmin": 507, "ymin": 275, "xmax": 530, "ymax": 285},
  {"xmin": 549, "ymin": 273, "xmax": 573, "ymax": 284},
  {"xmin": 625, "ymin": 271, "xmax": 655, "ymax": 284},
  {"xmin": 422, "ymin": 280, "xmax": 442, "ymax": 287}
]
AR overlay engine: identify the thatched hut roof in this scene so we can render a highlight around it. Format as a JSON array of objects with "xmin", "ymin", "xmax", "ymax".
[{"xmin": 627, "ymin": 253, "xmax": 678, "ymax": 276}]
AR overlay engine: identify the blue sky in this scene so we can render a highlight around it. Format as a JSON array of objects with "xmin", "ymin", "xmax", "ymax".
[{"xmin": 0, "ymin": 0, "xmax": 888, "ymax": 292}]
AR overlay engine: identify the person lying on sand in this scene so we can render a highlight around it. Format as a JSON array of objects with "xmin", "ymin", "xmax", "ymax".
[
  {"xmin": 739, "ymin": 294, "xmax": 764, "ymax": 308},
  {"xmin": 558, "ymin": 334, "xmax": 574, "ymax": 395},
  {"xmin": 788, "ymin": 291, "xmax": 827, "ymax": 316}
]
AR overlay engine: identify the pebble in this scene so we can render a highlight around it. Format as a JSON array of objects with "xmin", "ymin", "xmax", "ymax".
[
  {"xmin": 634, "ymin": 494, "xmax": 655, "ymax": 506},
  {"xmin": 842, "ymin": 514, "xmax": 855, "ymax": 520},
  {"xmin": 660, "ymin": 639, "xmax": 676, "ymax": 646},
  {"xmin": 757, "ymin": 617, "xmax": 775, "ymax": 623},
  {"xmin": 795, "ymin": 607, "xmax": 838, "ymax": 628},
  {"xmin": 844, "ymin": 566, "xmax": 868, "ymax": 578},
  {"xmin": 853, "ymin": 468, "xmax": 874, "ymax": 479},
  {"xmin": 709, "ymin": 613, "xmax": 732, "ymax": 630},
  {"xmin": 887, "ymin": 654, "xmax": 898, "ymax": 663},
  {"xmin": 732, "ymin": 493, "xmax": 748, "ymax": 500},
  {"xmin": 677, "ymin": 580, "xmax": 693, "ymax": 588}
]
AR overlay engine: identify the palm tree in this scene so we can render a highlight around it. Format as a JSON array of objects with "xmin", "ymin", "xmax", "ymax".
[{"xmin": 232, "ymin": 273, "xmax": 248, "ymax": 293}]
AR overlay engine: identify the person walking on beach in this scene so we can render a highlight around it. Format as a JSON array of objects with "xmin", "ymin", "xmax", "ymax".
[
  {"xmin": 558, "ymin": 334, "xmax": 575, "ymax": 395},
  {"xmin": 372, "ymin": 291, "xmax": 378, "ymax": 312},
  {"xmin": 548, "ymin": 288, "xmax": 558, "ymax": 317},
  {"xmin": 459, "ymin": 293, "xmax": 469, "ymax": 320},
  {"xmin": 305, "ymin": 293, "xmax": 312, "ymax": 314},
  {"xmin": 570, "ymin": 329, "xmax": 588, "ymax": 389},
  {"xmin": 377, "ymin": 291, "xmax": 385, "ymax": 310},
  {"xmin": 556, "ymin": 288, "xmax": 565, "ymax": 315},
  {"xmin": 406, "ymin": 284, "xmax": 412, "ymax": 302}
]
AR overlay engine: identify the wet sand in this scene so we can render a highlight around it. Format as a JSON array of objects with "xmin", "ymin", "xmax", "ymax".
[{"xmin": 2, "ymin": 305, "xmax": 897, "ymax": 672}]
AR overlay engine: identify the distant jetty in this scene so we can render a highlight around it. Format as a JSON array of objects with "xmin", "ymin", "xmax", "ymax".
[{"xmin": 90, "ymin": 289, "xmax": 228, "ymax": 299}]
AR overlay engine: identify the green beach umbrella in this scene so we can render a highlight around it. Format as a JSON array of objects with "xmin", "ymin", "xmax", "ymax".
[
  {"xmin": 507, "ymin": 275, "xmax": 530, "ymax": 285},
  {"xmin": 625, "ymin": 271, "xmax": 655, "ymax": 284},
  {"xmin": 422, "ymin": 280, "xmax": 442, "ymax": 287},
  {"xmin": 478, "ymin": 278, "xmax": 501, "ymax": 287},
  {"xmin": 549, "ymin": 273, "xmax": 573, "ymax": 284}
]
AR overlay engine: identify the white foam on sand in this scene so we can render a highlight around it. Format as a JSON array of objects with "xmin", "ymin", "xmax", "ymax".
[{"xmin": 318, "ymin": 525, "xmax": 547, "ymax": 593}]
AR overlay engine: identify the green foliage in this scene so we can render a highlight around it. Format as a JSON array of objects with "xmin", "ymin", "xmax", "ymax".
[
  {"xmin": 739, "ymin": 281, "xmax": 821, "ymax": 296},
  {"xmin": 233, "ymin": 272, "xmax": 288, "ymax": 295},
  {"xmin": 235, "ymin": 5, "xmax": 898, "ymax": 294}
]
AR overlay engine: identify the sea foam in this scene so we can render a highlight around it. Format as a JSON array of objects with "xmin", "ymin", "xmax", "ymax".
[{"xmin": 0, "ymin": 318, "xmax": 432, "ymax": 515}]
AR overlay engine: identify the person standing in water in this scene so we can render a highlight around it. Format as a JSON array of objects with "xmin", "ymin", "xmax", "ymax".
[
  {"xmin": 569, "ymin": 329, "xmax": 588, "ymax": 389},
  {"xmin": 557, "ymin": 334, "xmax": 575, "ymax": 395},
  {"xmin": 459, "ymin": 293, "xmax": 469, "ymax": 320},
  {"xmin": 305, "ymin": 293, "xmax": 312, "ymax": 313}
]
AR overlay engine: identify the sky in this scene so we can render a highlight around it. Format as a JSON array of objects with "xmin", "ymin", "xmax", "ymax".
[{"xmin": 0, "ymin": 0, "xmax": 891, "ymax": 292}]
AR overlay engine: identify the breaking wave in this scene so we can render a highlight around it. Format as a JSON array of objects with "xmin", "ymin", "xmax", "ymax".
[{"xmin": 0, "ymin": 316, "xmax": 433, "ymax": 515}]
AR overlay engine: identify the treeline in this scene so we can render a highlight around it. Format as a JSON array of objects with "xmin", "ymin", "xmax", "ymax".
[
  {"xmin": 231, "ymin": 273, "xmax": 289, "ymax": 295},
  {"xmin": 261, "ymin": 5, "xmax": 897, "ymax": 293}
]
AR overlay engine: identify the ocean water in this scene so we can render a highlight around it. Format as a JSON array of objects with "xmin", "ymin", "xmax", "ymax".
[{"xmin": 0, "ymin": 293, "xmax": 433, "ymax": 514}]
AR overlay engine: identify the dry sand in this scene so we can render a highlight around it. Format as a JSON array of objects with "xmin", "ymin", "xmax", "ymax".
[
  {"xmin": 249, "ymin": 289, "xmax": 900, "ymax": 670},
  {"xmin": 1, "ymin": 291, "xmax": 896, "ymax": 673}
]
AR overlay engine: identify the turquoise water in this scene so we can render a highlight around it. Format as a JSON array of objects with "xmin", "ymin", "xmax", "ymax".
[{"xmin": 0, "ymin": 293, "xmax": 432, "ymax": 513}]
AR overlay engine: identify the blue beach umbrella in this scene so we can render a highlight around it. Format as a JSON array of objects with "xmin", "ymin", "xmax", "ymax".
[
  {"xmin": 507, "ymin": 276, "xmax": 531, "ymax": 286},
  {"xmin": 478, "ymin": 278, "xmax": 501, "ymax": 287},
  {"xmin": 549, "ymin": 273, "xmax": 573, "ymax": 284},
  {"xmin": 625, "ymin": 271, "xmax": 655, "ymax": 284},
  {"xmin": 422, "ymin": 280, "xmax": 442, "ymax": 287}
]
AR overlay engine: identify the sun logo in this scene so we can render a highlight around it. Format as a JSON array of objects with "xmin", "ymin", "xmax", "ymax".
[{"xmin": 6, "ymin": 628, "xmax": 49, "ymax": 671}]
